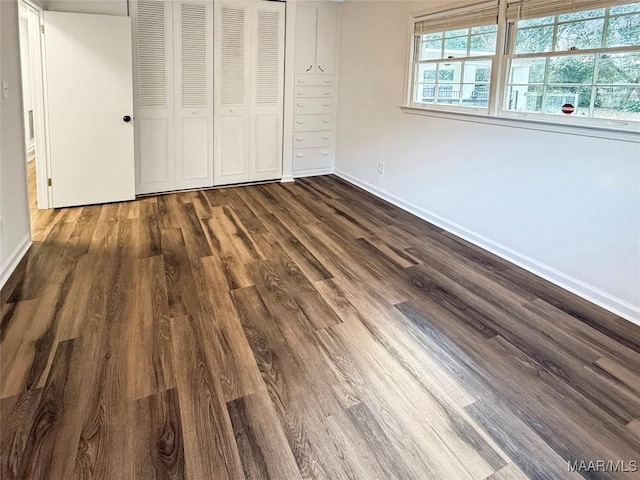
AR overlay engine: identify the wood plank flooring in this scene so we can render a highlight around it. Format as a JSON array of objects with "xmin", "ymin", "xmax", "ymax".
[{"xmin": 2, "ymin": 174, "xmax": 639, "ymax": 479}]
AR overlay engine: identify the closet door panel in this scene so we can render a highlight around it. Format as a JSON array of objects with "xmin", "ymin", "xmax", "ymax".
[
  {"xmin": 133, "ymin": 0, "xmax": 175, "ymax": 194},
  {"xmin": 138, "ymin": 116, "xmax": 171, "ymax": 184},
  {"xmin": 214, "ymin": 2, "xmax": 251, "ymax": 185},
  {"xmin": 294, "ymin": 5, "xmax": 317, "ymax": 74},
  {"xmin": 251, "ymin": 2, "xmax": 284, "ymax": 181},
  {"xmin": 316, "ymin": 7, "xmax": 338, "ymax": 75},
  {"xmin": 174, "ymin": 0, "xmax": 213, "ymax": 189}
]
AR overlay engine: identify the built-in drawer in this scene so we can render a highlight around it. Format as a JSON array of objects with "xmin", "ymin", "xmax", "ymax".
[
  {"xmin": 292, "ymin": 147, "xmax": 334, "ymax": 171},
  {"xmin": 294, "ymin": 74, "xmax": 335, "ymax": 86},
  {"xmin": 293, "ymin": 115, "xmax": 334, "ymax": 132},
  {"xmin": 293, "ymin": 131, "xmax": 334, "ymax": 149},
  {"xmin": 294, "ymin": 86, "xmax": 335, "ymax": 98},
  {"xmin": 294, "ymin": 98, "xmax": 334, "ymax": 115}
]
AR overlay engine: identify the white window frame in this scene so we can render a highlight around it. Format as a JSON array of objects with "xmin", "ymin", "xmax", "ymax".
[{"xmin": 403, "ymin": 0, "xmax": 640, "ymax": 140}]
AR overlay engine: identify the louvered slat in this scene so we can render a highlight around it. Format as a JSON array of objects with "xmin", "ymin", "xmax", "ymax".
[
  {"xmin": 221, "ymin": 6, "xmax": 244, "ymax": 105},
  {"xmin": 136, "ymin": 0, "xmax": 166, "ymax": 108},
  {"xmin": 256, "ymin": 10, "xmax": 280, "ymax": 104},
  {"xmin": 181, "ymin": 3, "xmax": 207, "ymax": 107}
]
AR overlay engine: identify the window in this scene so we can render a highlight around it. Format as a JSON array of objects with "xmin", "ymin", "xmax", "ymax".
[
  {"xmin": 505, "ymin": 4, "xmax": 640, "ymax": 122},
  {"xmin": 407, "ymin": 0, "xmax": 640, "ymax": 132}
]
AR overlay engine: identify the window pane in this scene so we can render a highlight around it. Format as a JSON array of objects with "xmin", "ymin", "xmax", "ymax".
[
  {"xmin": 471, "ymin": 25, "xmax": 498, "ymax": 34},
  {"xmin": 438, "ymin": 62, "xmax": 462, "ymax": 83},
  {"xmin": 544, "ymin": 86, "xmax": 591, "ymax": 116},
  {"xmin": 435, "ymin": 84, "xmax": 461, "ymax": 105},
  {"xmin": 510, "ymin": 58, "xmax": 546, "ymax": 83},
  {"xmin": 606, "ymin": 13, "xmax": 640, "ymax": 47},
  {"xmin": 421, "ymin": 40, "xmax": 443, "ymax": 60},
  {"xmin": 463, "ymin": 59, "xmax": 492, "ymax": 83},
  {"xmin": 470, "ymin": 33, "xmax": 497, "ymax": 56},
  {"xmin": 444, "ymin": 36, "xmax": 468, "ymax": 58},
  {"xmin": 518, "ymin": 16, "xmax": 554, "ymax": 28},
  {"xmin": 417, "ymin": 63, "xmax": 437, "ymax": 82},
  {"xmin": 593, "ymin": 86, "xmax": 640, "ymax": 120},
  {"xmin": 596, "ymin": 52, "xmax": 640, "ymax": 85},
  {"xmin": 610, "ymin": 2, "xmax": 640, "ymax": 15},
  {"xmin": 558, "ymin": 8, "xmax": 605, "ymax": 22},
  {"xmin": 414, "ymin": 83, "xmax": 437, "ymax": 103},
  {"xmin": 445, "ymin": 28, "xmax": 468, "ymax": 37},
  {"xmin": 515, "ymin": 26, "xmax": 554, "ymax": 54},
  {"xmin": 461, "ymin": 84, "xmax": 490, "ymax": 107},
  {"xmin": 423, "ymin": 32, "xmax": 443, "ymax": 41},
  {"xmin": 556, "ymin": 19, "xmax": 605, "ymax": 51},
  {"xmin": 505, "ymin": 85, "xmax": 544, "ymax": 112},
  {"xmin": 547, "ymin": 55, "xmax": 596, "ymax": 84}
]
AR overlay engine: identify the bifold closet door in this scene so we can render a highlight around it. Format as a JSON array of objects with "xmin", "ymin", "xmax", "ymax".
[
  {"xmin": 251, "ymin": 1, "xmax": 285, "ymax": 182},
  {"xmin": 174, "ymin": 0, "xmax": 214, "ymax": 190},
  {"xmin": 214, "ymin": 0, "xmax": 284, "ymax": 186},
  {"xmin": 133, "ymin": 0, "xmax": 213, "ymax": 194},
  {"xmin": 214, "ymin": 2, "xmax": 251, "ymax": 186},
  {"xmin": 133, "ymin": 0, "xmax": 175, "ymax": 195}
]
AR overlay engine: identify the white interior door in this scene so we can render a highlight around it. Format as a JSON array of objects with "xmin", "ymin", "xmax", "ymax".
[
  {"xmin": 44, "ymin": 11, "xmax": 135, "ymax": 208},
  {"xmin": 316, "ymin": 7, "xmax": 338, "ymax": 75},
  {"xmin": 214, "ymin": 2, "xmax": 251, "ymax": 186},
  {"xmin": 174, "ymin": 0, "xmax": 214, "ymax": 190},
  {"xmin": 294, "ymin": 5, "xmax": 317, "ymax": 74},
  {"xmin": 251, "ymin": 2, "xmax": 284, "ymax": 182}
]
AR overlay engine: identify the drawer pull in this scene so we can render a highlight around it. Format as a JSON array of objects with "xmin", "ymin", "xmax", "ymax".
[
  {"xmin": 324, "ymin": 92, "xmax": 332, "ymax": 96},
  {"xmin": 298, "ymin": 79, "xmax": 306, "ymax": 83},
  {"xmin": 321, "ymin": 152, "xmax": 329, "ymax": 156},
  {"xmin": 296, "ymin": 137, "xmax": 304, "ymax": 141},
  {"xmin": 323, "ymin": 103, "xmax": 331, "ymax": 107},
  {"xmin": 296, "ymin": 120, "xmax": 304, "ymax": 124},
  {"xmin": 322, "ymin": 120, "xmax": 331, "ymax": 124},
  {"xmin": 297, "ymin": 103, "xmax": 304, "ymax": 107},
  {"xmin": 296, "ymin": 153, "xmax": 304, "ymax": 158},
  {"xmin": 324, "ymin": 79, "xmax": 332, "ymax": 83},
  {"xmin": 322, "ymin": 136, "xmax": 330, "ymax": 140},
  {"xmin": 297, "ymin": 91, "xmax": 304, "ymax": 95},
  {"xmin": 229, "ymin": 109, "xmax": 235, "ymax": 113}
]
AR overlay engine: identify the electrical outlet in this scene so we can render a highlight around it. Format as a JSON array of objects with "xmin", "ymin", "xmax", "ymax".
[{"xmin": 378, "ymin": 163, "xmax": 385, "ymax": 174}]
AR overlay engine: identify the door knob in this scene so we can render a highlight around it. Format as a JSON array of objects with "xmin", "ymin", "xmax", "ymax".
[{"xmin": 123, "ymin": 115, "xmax": 132, "ymax": 123}]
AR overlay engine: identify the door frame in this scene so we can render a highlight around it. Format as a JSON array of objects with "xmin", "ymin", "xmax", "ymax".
[{"xmin": 18, "ymin": 0, "xmax": 51, "ymax": 209}]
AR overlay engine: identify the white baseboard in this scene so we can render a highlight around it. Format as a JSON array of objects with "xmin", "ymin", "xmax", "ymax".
[
  {"xmin": 293, "ymin": 167, "xmax": 334, "ymax": 178},
  {"xmin": 281, "ymin": 175, "xmax": 295, "ymax": 183},
  {"xmin": 334, "ymin": 169, "xmax": 640, "ymax": 326},
  {"xmin": 0, "ymin": 235, "xmax": 33, "ymax": 290}
]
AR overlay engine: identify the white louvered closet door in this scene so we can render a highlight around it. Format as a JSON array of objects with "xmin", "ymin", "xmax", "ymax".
[
  {"xmin": 214, "ymin": 1, "xmax": 251, "ymax": 186},
  {"xmin": 133, "ymin": 0, "xmax": 175, "ymax": 194},
  {"xmin": 251, "ymin": 1, "xmax": 285, "ymax": 181},
  {"xmin": 174, "ymin": 0, "xmax": 214, "ymax": 190}
]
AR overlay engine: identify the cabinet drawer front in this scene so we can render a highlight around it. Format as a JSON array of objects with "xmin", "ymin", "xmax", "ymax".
[
  {"xmin": 293, "ymin": 115, "xmax": 334, "ymax": 132},
  {"xmin": 294, "ymin": 74, "xmax": 335, "ymax": 86},
  {"xmin": 292, "ymin": 147, "xmax": 334, "ymax": 171},
  {"xmin": 294, "ymin": 86, "xmax": 335, "ymax": 98},
  {"xmin": 293, "ymin": 131, "xmax": 334, "ymax": 149},
  {"xmin": 294, "ymin": 98, "xmax": 334, "ymax": 114}
]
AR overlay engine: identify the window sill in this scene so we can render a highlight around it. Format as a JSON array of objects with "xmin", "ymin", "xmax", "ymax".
[{"xmin": 399, "ymin": 106, "xmax": 640, "ymax": 143}]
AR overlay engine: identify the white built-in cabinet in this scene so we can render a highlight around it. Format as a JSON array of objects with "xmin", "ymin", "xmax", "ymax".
[
  {"xmin": 132, "ymin": 0, "xmax": 284, "ymax": 194},
  {"xmin": 292, "ymin": 3, "xmax": 339, "ymax": 176},
  {"xmin": 214, "ymin": 0, "xmax": 285, "ymax": 185}
]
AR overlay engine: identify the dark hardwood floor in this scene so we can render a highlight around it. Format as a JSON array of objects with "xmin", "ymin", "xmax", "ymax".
[{"xmin": 1, "ymin": 175, "xmax": 639, "ymax": 479}]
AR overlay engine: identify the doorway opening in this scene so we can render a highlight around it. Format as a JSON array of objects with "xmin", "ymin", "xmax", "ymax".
[{"xmin": 18, "ymin": 0, "xmax": 50, "ymax": 234}]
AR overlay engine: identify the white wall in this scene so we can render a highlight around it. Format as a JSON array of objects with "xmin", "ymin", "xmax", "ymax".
[
  {"xmin": 1, "ymin": 0, "xmax": 33, "ymax": 287},
  {"xmin": 335, "ymin": 0, "xmax": 640, "ymax": 322},
  {"xmin": 19, "ymin": 5, "xmax": 35, "ymax": 153}
]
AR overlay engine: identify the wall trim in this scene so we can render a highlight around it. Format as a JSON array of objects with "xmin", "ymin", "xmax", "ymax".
[
  {"xmin": 281, "ymin": 175, "xmax": 295, "ymax": 183},
  {"xmin": 334, "ymin": 168, "xmax": 640, "ymax": 326},
  {"xmin": 293, "ymin": 167, "xmax": 335, "ymax": 178},
  {"xmin": 0, "ymin": 234, "xmax": 32, "ymax": 290}
]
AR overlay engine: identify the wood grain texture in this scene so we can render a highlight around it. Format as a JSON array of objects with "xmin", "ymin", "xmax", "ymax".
[{"xmin": 2, "ymin": 174, "xmax": 639, "ymax": 479}]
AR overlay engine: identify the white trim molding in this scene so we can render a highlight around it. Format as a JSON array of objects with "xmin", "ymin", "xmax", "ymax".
[
  {"xmin": 0, "ymin": 234, "xmax": 32, "ymax": 290},
  {"xmin": 293, "ymin": 167, "xmax": 335, "ymax": 178},
  {"xmin": 334, "ymin": 168, "xmax": 640, "ymax": 326}
]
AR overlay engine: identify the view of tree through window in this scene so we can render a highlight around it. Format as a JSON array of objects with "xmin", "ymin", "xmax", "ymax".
[{"xmin": 505, "ymin": 4, "xmax": 640, "ymax": 120}]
